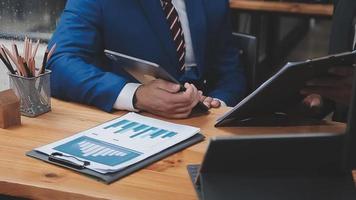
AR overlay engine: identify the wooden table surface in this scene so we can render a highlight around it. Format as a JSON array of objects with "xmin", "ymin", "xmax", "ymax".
[
  {"xmin": 230, "ymin": 0, "xmax": 334, "ymax": 17},
  {"xmin": 0, "ymin": 99, "xmax": 348, "ymax": 200}
]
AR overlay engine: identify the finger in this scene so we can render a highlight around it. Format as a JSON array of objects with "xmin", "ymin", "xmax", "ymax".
[
  {"xmin": 303, "ymin": 95, "xmax": 315, "ymax": 105},
  {"xmin": 189, "ymin": 84, "xmax": 198, "ymax": 99},
  {"xmin": 156, "ymin": 82, "xmax": 192, "ymax": 106},
  {"xmin": 302, "ymin": 94, "xmax": 322, "ymax": 108},
  {"xmin": 154, "ymin": 79, "xmax": 181, "ymax": 93},
  {"xmin": 200, "ymin": 95, "xmax": 207, "ymax": 102},
  {"xmin": 190, "ymin": 84, "xmax": 200, "ymax": 105},
  {"xmin": 184, "ymin": 82, "xmax": 190, "ymax": 90},
  {"xmin": 175, "ymin": 83, "xmax": 197, "ymax": 105},
  {"xmin": 328, "ymin": 67, "xmax": 354, "ymax": 77},
  {"xmin": 310, "ymin": 97, "xmax": 322, "ymax": 107},
  {"xmin": 198, "ymin": 90, "xmax": 203, "ymax": 98},
  {"xmin": 204, "ymin": 97, "xmax": 213, "ymax": 104},
  {"xmin": 203, "ymin": 97, "xmax": 213, "ymax": 108},
  {"xmin": 162, "ymin": 84, "xmax": 199, "ymax": 106},
  {"xmin": 210, "ymin": 99, "xmax": 221, "ymax": 108}
]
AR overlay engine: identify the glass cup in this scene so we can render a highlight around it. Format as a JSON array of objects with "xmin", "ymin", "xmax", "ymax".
[{"xmin": 9, "ymin": 70, "xmax": 51, "ymax": 117}]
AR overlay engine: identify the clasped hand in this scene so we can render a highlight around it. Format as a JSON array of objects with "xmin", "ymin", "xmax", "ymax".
[{"xmin": 134, "ymin": 79, "xmax": 221, "ymax": 119}]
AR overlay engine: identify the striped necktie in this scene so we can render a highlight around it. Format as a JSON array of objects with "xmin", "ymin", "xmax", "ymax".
[{"xmin": 161, "ymin": 0, "xmax": 186, "ymax": 71}]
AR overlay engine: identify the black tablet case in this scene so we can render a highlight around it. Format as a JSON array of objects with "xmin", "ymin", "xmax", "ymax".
[
  {"xmin": 216, "ymin": 51, "xmax": 356, "ymax": 127},
  {"xmin": 27, "ymin": 133, "xmax": 204, "ymax": 184}
]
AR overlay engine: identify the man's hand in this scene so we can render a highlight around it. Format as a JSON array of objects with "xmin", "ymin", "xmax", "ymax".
[
  {"xmin": 134, "ymin": 79, "xmax": 201, "ymax": 119},
  {"xmin": 200, "ymin": 95, "xmax": 221, "ymax": 109},
  {"xmin": 301, "ymin": 66, "xmax": 355, "ymax": 106}
]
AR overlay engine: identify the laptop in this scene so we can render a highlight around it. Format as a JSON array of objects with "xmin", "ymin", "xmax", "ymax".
[{"xmin": 187, "ymin": 73, "xmax": 356, "ymax": 199}]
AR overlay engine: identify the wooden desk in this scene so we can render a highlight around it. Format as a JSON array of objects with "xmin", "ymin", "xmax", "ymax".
[
  {"xmin": 230, "ymin": 0, "xmax": 334, "ymax": 17},
  {"xmin": 0, "ymin": 99, "xmax": 347, "ymax": 200}
]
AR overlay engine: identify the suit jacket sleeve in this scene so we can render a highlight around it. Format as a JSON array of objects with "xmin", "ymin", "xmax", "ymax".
[
  {"xmin": 207, "ymin": 3, "xmax": 246, "ymax": 106},
  {"xmin": 48, "ymin": 0, "xmax": 126, "ymax": 112}
]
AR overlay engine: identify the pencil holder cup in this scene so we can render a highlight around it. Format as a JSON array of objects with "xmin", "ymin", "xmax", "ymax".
[{"xmin": 9, "ymin": 70, "xmax": 51, "ymax": 117}]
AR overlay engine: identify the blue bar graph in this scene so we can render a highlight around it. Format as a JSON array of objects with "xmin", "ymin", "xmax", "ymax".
[
  {"xmin": 130, "ymin": 127, "xmax": 157, "ymax": 138},
  {"xmin": 103, "ymin": 119, "xmax": 179, "ymax": 139},
  {"xmin": 104, "ymin": 120, "xmax": 129, "ymax": 129},
  {"xmin": 114, "ymin": 122, "xmax": 139, "ymax": 133},
  {"xmin": 162, "ymin": 132, "xmax": 178, "ymax": 138},
  {"xmin": 150, "ymin": 130, "xmax": 168, "ymax": 138},
  {"xmin": 140, "ymin": 127, "xmax": 159, "ymax": 138},
  {"xmin": 133, "ymin": 124, "xmax": 149, "ymax": 132},
  {"xmin": 54, "ymin": 136, "xmax": 142, "ymax": 166}
]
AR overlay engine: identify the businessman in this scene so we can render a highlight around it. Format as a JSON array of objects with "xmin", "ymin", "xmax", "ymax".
[{"xmin": 48, "ymin": 0, "xmax": 246, "ymax": 118}]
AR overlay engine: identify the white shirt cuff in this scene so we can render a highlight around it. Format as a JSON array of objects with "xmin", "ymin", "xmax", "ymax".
[
  {"xmin": 114, "ymin": 83, "xmax": 141, "ymax": 112},
  {"xmin": 213, "ymin": 98, "xmax": 227, "ymax": 107}
]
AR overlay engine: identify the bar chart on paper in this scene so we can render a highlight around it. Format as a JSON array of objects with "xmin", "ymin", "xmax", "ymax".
[
  {"xmin": 104, "ymin": 119, "xmax": 179, "ymax": 139},
  {"xmin": 36, "ymin": 113, "xmax": 200, "ymax": 172},
  {"xmin": 54, "ymin": 136, "xmax": 142, "ymax": 166},
  {"xmin": 95, "ymin": 113, "xmax": 200, "ymax": 152}
]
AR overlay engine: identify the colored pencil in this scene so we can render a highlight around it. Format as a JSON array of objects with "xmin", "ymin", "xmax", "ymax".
[
  {"xmin": 0, "ymin": 51, "xmax": 16, "ymax": 74},
  {"xmin": 47, "ymin": 43, "xmax": 56, "ymax": 62},
  {"xmin": 40, "ymin": 50, "xmax": 49, "ymax": 75}
]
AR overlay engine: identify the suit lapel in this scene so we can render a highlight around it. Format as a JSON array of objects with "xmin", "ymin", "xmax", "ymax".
[
  {"xmin": 185, "ymin": 0, "xmax": 207, "ymax": 78},
  {"xmin": 138, "ymin": 0, "xmax": 180, "ymax": 76}
]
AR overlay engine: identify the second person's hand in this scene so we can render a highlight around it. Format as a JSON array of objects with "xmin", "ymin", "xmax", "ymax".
[{"xmin": 200, "ymin": 95, "xmax": 221, "ymax": 109}]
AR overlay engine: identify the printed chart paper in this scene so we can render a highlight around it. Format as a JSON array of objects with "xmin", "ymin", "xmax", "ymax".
[{"xmin": 35, "ymin": 113, "xmax": 200, "ymax": 173}]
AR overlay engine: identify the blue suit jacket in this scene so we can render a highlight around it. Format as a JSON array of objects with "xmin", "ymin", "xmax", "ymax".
[{"xmin": 48, "ymin": 0, "xmax": 246, "ymax": 112}]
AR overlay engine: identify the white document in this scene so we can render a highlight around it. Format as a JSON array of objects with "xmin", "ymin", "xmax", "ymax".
[{"xmin": 35, "ymin": 113, "xmax": 200, "ymax": 174}]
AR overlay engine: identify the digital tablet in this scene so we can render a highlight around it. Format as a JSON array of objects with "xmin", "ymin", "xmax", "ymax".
[
  {"xmin": 104, "ymin": 50, "xmax": 209, "ymax": 113},
  {"xmin": 216, "ymin": 50, "xmax": 356, "ymax": 127},
  {"xmin": 104, "ymin": 50, "xmax": 180, "ymax": 85}
]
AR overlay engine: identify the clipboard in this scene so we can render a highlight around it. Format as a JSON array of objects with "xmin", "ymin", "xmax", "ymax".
[
  {"xmin": 26, "ymin": 133, "xmax": 204, "ymax": 184},
  {"xmin": 216, "ymin": 51, "xmax": 356, "ymax": 127}
]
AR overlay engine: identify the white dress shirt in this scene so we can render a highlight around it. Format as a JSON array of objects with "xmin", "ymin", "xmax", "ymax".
[{"xmin": 114, "ymin": 0, "xmax": 225, "ymax": 111}]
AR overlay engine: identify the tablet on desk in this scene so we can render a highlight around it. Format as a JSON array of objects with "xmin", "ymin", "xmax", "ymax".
[
  {"xmin": 216, "ymin": 50, "xmax": 356, "ymax": 127},
  {"xmin": 104, "ymin": 50, "xmax": 209, "ymax": 113}
]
